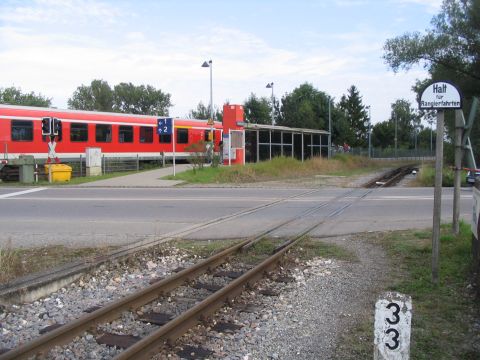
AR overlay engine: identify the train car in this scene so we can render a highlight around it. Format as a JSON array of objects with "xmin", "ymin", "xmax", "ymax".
[{"xmin": 0, "ymin": 104, "xmax": 222, "ymax": 166}]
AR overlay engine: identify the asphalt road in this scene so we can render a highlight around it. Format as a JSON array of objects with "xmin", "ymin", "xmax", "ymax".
[{"xmin": 0, "ymin": 186, "xmax": 474, "ymax": 248}]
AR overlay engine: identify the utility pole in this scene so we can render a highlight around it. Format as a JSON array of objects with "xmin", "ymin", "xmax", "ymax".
[
  {"xmin": 328, "ymin": 97, "xmax": 331, "ymax": 159},
  {"xmin": 432, "ymin": 110, "xmax": 444, "ymax": 285},
  {"xmin": 453, "ymin": 110, "xmax": 463, "ymax": 234},
  {"xmin": 367, "ymin": 106, "xmax": 371, "ymax": 158},
  {"xmin": 419, "ymin": 81, "xmax": 462, "ymax": 286},
  {"xmin": 395, "ymin": 113, "xmax": 398, "ymax": 158}
]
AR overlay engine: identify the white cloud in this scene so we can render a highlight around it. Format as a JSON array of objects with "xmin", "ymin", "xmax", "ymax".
[
  {"xmin": 0, "ymin": 1, "xmax": 429, "ymax": 123},
  {"xmin": 0, "ymin": 0, "xmax": 123, "ymax": 25}
]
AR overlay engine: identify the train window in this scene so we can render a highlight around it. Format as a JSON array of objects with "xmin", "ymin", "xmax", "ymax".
[
  {"xmin": 96, "ymin": 124, "xmax": 112, "ymax": 142},
  {"xmin": 119, "ymin": 125, "xmax": 133, "ymax": 143},
  {"xmin": 159, "ymin": 134, "xmax": 171, "ymax": 143},
  {"xmin": 11, "ymin": 120, "xmax": 33, "ymax": 141},
  {"xmin": 70, "ymin": 123, "xmax": 88, "ymax": 142},
  {"xmin": 177, "ymin": 128, "xmax": 188, "ymax": 144},
  {"xmin": 140, "ymin": 127, "xmax": 153, "ymax": 143},
  {"xmin": 204, "ymin": 130, "xmax": 214, "ymax": 142}
]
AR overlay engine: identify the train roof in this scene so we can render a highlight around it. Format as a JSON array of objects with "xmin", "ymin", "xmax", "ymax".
[{"xmin": 0, "ymin": 103, "xmax": 222, "ymax": 126}]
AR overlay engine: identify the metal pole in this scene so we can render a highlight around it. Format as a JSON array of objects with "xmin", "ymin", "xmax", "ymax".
[
  {"xmin": 271, "ymin": 84, "xmax": 274, "ymax": 126},
  {"xmin": 432, "ymin": 110, "xmax": 444, "ymax": 285},
  {"xmin": 395, "ymin": 114, "xmax": 398, "ymax": 159},
  {"xmin": 173, "ymin": 119, "xmax": 176, "ymax": 176},
  {"xmin": 368, "ymin": 106, "xmax": 371, "ymax": 158},
  {"xmin": 228, "ymin": 129, "xmax": 232, "ymax": 166},
  {"xmin": 453, "ymin": 110, "xmax": 463, "ymax": 234},
  {"xmin": 328, "ymin": 98, "xmax": 331, "ymax": 159}
]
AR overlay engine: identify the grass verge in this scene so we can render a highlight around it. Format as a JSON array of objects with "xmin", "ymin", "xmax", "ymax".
[
  {"xmin": 413, "ymin": 163, "xmax": 469, "ymax": 187},
  {"xmin": 290, "ymin": 237, "xmax": 357, "ymax": 262},
  {"xmin": 0, "ymin": 241, "xmax": 116, "ymax": 284},
  {"xmin": 164, "ymin": 155, "xmax": 403, "ymax": 184},
  {"xmin": 336, "ymin": 223, "xmax": 479, "ymax": 359}
]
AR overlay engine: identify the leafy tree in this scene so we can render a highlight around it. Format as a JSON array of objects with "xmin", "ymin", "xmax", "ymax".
[
  {"xmin": 0, "ymin": 86, "xmax": 51, "ymax": 107},
  {"xmin": 389, "ymin": 99, "xmax": 421, "ymax": 149},
  {"xmin": 68, "ymin": 79, "xmax": 172, "ymax": 116},
  {"xmin": 68, "ymin": 79, "xmax": 113, "ymax": 111},
  {"xmin": 337, "ymin": 85, "xmax": 369, "ymax": 147},
  {"xmin": 243, "ymin": 93, "xmax": 272, "ymax": 124},
  {"xmin": 384, "ymin": 0, "xmax": 480, "ymax": 162},
  {"xmin": 327, "ymin": 103, "xmax": 354, "ymax": 147},
  {"xmin": 113, "ymin": 82, "xmax": 171, "ymax": 116},
  {"xmin": 278, "ymin": 83, "xmax": 329, "ymax": 130},
  {"xmin": 188, "ymin": 101, "xmax": 223, "ymax": 121},
  {"xmin": 372, "ymin": 121, "xmax": 395, "ymax": 148}
]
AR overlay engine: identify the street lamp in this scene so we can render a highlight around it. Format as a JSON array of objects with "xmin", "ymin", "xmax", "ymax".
[
  {"xmin": 366, "ymin": 105, "xmax": 371, "ymax": 158},
  {"xmin": 202, "ymin": 60, "xmax": 214, "ymax": 162},
  {"xmin": 201, "ymin": 60, "xmax": 213, "ymax": 122},
  {"xmin": 266, "ymin": 82, "xmax": 274, "ymax": 126},
  {"xmin": 328, "ymin": 96, "xmax": 332, "ymax": 159},
  {"xmin": 394, "ymin": 113, "xmax": 398, "ymax": 158}
]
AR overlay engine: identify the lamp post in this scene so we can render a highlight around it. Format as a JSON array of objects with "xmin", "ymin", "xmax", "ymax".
[
  {"xmin": 394, "ymin": 113, "xmax": 398, "ymax": 158},
  {"xmin": 201, "ymin": 60, "xmax": 213, "ymax": 121},
  {"xmin": 202, "ymin": 60, "xmax": 214, "ymax": 161},
  {"xmin": 328, "ymin": 96, "xmax": 331, "ymax": 159},
  {"xmin": 266, "ymin": 82, "xmax": 274, "ymax": 126},
  {"xmin": 367, "ymin": 106, "xmax": 371, "ymax": 158},
  {"xmin": 427, "ymin": 119, "xmax": 434, "ymax": 154}
]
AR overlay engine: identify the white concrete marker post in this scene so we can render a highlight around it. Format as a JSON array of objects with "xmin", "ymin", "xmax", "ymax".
[{"xmin": 374, "ymin": 292, "xmax": 412, "ymax": 360}]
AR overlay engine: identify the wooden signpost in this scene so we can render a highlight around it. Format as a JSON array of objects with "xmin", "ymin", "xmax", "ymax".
[{"xmin": 419, "ymin": 81, "xmax": 462, "ymax": 285}]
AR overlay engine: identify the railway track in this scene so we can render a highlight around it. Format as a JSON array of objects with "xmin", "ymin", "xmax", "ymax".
[
  {"xmin": 0, "ymin": 168, "xmax": 406, "ymax": 359},
  {"xmin": 363, "ymin": 165, "xmax": 417, "ymax": 188},
  {"xmin": 0, "ymin": 186, "xmax": 377, "ymax": 360}
]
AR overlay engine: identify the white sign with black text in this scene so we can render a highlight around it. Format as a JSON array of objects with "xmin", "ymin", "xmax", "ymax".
[
  {"xmin": 419, "ymin": 81, "xmax": 462, "ymax": 110},
  {"xmin": 374, "ymin": 292, "xmax": 412, "ymax": 360}
]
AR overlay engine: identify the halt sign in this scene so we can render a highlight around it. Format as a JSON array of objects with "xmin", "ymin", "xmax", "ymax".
[{"xmin": 419, "ymin": 81, "xmax": 462, "ymax": 110}]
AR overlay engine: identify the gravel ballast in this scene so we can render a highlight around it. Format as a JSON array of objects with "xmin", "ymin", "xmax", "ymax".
[{"xmin": 0, "ymin": 235, "xmax": 388, "ymax": 359}]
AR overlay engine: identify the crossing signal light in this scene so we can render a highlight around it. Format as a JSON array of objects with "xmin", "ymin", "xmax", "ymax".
[
  {"xmin": 53, "ymin": 118, "xmax": 61, "ymax": 136},
  {"xmin": 41, "ymin": 117, "xmax": 52, "ymax": 135}
]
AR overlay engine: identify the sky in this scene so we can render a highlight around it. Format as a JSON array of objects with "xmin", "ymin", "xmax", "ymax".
[{"xmin": 0, "ymin": 0, "xmax": 443, "ymax": 124}]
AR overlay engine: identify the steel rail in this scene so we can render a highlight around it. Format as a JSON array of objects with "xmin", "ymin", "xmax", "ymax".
[
  {"xmin": 0, "ymin": 188, "xmax": 330, "ymax": 360},
  {"xmin": 115, "ymin": 231, "xmax": 309, "ymax": 359},
  {"xmin": 0, "ymin": 187, "xmax": 367, "ymax": 359},
  {"xmin": 116, "ymin": 189, "xmax": 374, "ymax": 359},
  {"xmin": 0, "ymin": 237, "xmax": 254, "ymax": 360}
]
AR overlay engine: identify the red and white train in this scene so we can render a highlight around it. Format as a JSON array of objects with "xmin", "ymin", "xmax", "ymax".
[{"xmin": 0, "ymin": 104, "xmax": 224, "ymax": 165}]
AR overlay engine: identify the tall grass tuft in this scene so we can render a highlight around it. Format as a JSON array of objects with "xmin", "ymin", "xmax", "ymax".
[{"xmin": 168, "ymin": 154, "xmax": 385, "ymax": 184}]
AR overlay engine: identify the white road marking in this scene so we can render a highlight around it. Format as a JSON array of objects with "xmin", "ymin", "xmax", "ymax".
[{"xmin": 0, "ymin": 188, "xmax": 47, "ymax": 199}]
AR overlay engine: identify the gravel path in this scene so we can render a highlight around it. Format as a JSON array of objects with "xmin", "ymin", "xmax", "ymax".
[
  {"xmin": 202, "ymin": 234, "xmax": 389, "ymax": 360},
  {"xmin": 0, "ymin": 234, "xmax": 389, "ymax": 359}
]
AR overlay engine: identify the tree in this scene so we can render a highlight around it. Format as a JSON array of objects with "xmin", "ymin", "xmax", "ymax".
[
  {"xmin": 389, "ymin": 99, "xmax": 421, "ymax": 149},
  {"xmin": 372, "ymin": 121, "xmax": 395, "ymax": 148},
  {"xmin": 0, "ymin": 86, "xmax": 51, "ymax": 107},
  {"xmin": 278, "ymin": 83, "xmax": 329, "ymax": 130},
  {"xmin": 68, "ymin": 79, "xmax": 172, "ymax": 116},
  {"xmin": 384, "ymin": 0, "xmax": 480, "ymax": 162},
  {"xmin": 337, "ymin": 85, "xmax": 369, "ymax": 147},
  {"xmin": 243, "ymin": 93, "xmax": 272, "ymax": 124},
  {"xmin": 68, "ymin": 79, "xmax": 113, "ymax": 111},
  {"xmin": 113, "ymin": 83, "xmax": 171, "ymax": 116},
  {"xmin": 188, "ymin": 101, "xmax": 223, "ymax": 121}
]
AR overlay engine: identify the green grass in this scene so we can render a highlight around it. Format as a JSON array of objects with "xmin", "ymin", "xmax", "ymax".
[
  {"xmin": 0, "ymin": 241, "xmax": 116, "ymax": 284},
  {"xmin": 165, "ymin": 155, "xmax": 399, "ymax": 184},
  {"xmin": 174, "ymin": 239, "xmax": 239, "ymax": 258},
  {"xmin": 291, "ymin": 237, "xmax": 357, "ymax": 261},
  {"xmin": 415, "ymin": 163, "xmax": 468, "ymax": 187},
  {"xmin": 337, "ymin": 223, "xmax": 479, "ymax": 359}
]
